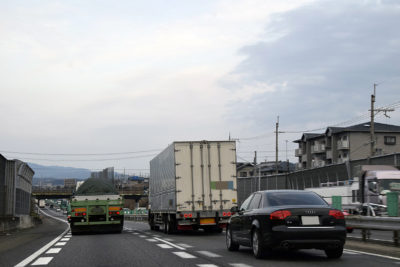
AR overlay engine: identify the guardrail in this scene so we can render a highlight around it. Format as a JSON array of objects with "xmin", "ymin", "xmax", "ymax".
[
  {"xmin": 124, "ymin": 214, "xmax": 148, "ymax": 222},
  {"xmin": 346, "ymin": 215, "xmax": 400, "ymax": 246}
]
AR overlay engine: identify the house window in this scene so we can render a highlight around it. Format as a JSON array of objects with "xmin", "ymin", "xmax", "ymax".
[
  {"xmin": 384, "ymin": 136, "xmax": 396, "ymax": 145},
  {"xmin": 342, "ymin": 135, "xmax": 348, "ymax": 141},
  {"xmin": 239, "ymin": 172, "xmax": 247, "ymax": 177}
]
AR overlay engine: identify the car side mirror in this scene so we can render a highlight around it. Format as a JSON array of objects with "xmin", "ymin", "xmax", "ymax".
[{"xmin": 230, "ymin": 206, "xmax": 239, "ymax": 213}]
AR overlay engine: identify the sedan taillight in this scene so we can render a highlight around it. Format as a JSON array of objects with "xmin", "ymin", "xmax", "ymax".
[
  {"xmin": 270, "ymin": 210, "xmax": 291, "ymax": 220},
  {"xmin": 329, "ymin": 210, "xmax": 344, "ymax": 219}
]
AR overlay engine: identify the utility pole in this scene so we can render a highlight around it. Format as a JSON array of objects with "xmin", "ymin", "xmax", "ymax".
[
  {"xmin": 369, "ymin": 84, "xmax": 394, "ymax": 157},
  {"xmin": 275, "ymin": 116, "xmax": 279, "ymax": 175},
  {"xmin": 286, "ymin": 140, "xmax": 289, "ymax": 173}
]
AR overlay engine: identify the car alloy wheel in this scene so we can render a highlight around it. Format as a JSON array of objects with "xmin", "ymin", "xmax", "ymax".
[{"xmin": 252, "ymin": 229, "xmax": 266, "ymax": 258}]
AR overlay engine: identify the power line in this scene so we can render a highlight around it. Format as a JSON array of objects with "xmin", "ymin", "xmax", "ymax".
[
  {"xmin": 0, "ymin": 148, "xmax": 162, "ymax": 156},
  {"xmin": 11, "ymin": 153, "xmax": 158, "ymax": 162}
]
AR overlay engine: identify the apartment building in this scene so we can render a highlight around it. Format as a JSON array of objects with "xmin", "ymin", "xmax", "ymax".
[{"xmin": 294, "ymin": 122, "xmax": 400, "ymax": 169}]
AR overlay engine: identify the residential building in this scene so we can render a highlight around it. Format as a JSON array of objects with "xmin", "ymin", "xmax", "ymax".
[
  {"xmin": 294, "ymin": 122, "xmax": 400, "ymax": 169},
  {"xmin": 237, "ymin": 161, "xmax": 295, "ymax": 178},
  {"xmin": 237, "ymin": 163, "xmax": 254, "ymax": 178},
  {"xmin": 64, "ymin": 178, "xmax": 77, "ymax": 189}
]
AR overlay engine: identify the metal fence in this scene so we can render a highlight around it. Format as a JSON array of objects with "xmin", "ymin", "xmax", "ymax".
[{"xmin": 237, "ymin": 153, "xmax": 400, "ymax": 205}]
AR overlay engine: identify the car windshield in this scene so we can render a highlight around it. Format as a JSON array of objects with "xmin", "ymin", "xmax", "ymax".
[
  {"xmin": 379, "ymin": 179, "xmax": 400, "ymax": 191},
  {"xmin": 265, "ymin": 192, "xmax": 328, "ymax": 207}
]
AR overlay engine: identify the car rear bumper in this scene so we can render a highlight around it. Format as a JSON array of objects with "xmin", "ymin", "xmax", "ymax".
[{"xmin": 263, "ymin": 225, "xmax": 346, "ymax": 249}]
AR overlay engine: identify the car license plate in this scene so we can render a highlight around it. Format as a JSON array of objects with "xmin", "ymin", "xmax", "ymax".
[{"xmin": 301, "ymin": 216, "xmax": 319, "ymax": 225}]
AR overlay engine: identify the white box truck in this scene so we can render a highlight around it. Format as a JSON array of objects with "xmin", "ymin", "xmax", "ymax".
[
  {"xmin": 149, "ymin": 141, "xmax": 238, "ymax": 234},
  {"xmin": 306, "ymin": 165, "xmax": 400, "ymax": 215}
]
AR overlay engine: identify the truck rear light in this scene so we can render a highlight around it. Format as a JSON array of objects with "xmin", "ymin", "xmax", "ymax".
[
  {"xmin": 116, "ymin": 211, "xmax": 120, "ymax": 215},
  {"xmin": 329, "ymin": 210, "xmax": 344, "ymax": 219},
  {"xmin": 222, "ymin": 212, "xmax": 232, "ymax": 217},
  {"xmin": 270, "ymin": 210, "xmax": 291, "ymax": 220},
  {"xmin": 184, "ymin": 213, "xmax": 192, "ymax": 218},
  {"xmin": 83, "ymin": 212, "xmax": 86, "ymax": 216}
]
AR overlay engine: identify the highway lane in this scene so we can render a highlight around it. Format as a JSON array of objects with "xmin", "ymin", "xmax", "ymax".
[
  {"xmin": 0, "ymin": 208, "xmax": 68, "ymax": 267},
  {"xmin": 4, "ymin": 213, "xmax": 400, "ymax": 267}
]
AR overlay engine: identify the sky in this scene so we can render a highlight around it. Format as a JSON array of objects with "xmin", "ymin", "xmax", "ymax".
[{"xmin": 1, "ymin": 0, "xmax": 400, "ymax": 175}]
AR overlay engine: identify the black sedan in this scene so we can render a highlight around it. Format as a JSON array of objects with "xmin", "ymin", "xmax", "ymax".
[{"xmin": 226, "ymin": 190, "xmax": 346, "ymax": 259}]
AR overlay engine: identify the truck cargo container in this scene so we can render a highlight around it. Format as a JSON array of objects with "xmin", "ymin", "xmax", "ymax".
[
  {"xmin": 38, "ymin": 199, "xmax": 45, "ymax": 208},
  {"xmin": 149, "ymin": 141, "xmax": 237, "ymax": 233}
]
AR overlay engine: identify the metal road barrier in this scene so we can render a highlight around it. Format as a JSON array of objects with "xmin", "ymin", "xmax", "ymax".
[
  {"xmin": 124, "ymin": 214, "xmax": 148, "ymax": 222},
  {"xmin": 346, "ymin": 215, "xmax": 400, "ymax": 246}
]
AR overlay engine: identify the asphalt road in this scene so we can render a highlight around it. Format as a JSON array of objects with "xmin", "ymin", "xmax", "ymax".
[{"xmin": 1, "ymin": 211, "xmax": 400, "ymax": 267}]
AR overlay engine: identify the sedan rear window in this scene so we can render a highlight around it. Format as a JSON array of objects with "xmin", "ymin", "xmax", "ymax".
[{"xmin": 265, "ymin": 192, "xmax": 328, "ymax": 206}]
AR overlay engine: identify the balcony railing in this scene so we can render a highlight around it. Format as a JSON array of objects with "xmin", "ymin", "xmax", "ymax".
[
  {"xmin": 311, "ymin": 144, "xmax": 326, "ymax": 153},
  {"xmin": 326, "ymin": 150, "xmax": 333, "ymax": 159},
  {"xmin": 295, "ymin": 148, "xmax": 303, "ymax": 157},
  {"xmin": 312, "ymin": 160, "xmax": 326, "ymax": 168},
  {"xmin": 337, "ymin": 140, "xmax": 349, "ymax": 150}
]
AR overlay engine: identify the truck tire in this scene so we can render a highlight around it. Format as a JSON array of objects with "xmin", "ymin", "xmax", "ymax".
[{"xmin": 163, "ymin": 215, "xmax": 176, "ymax": 234}]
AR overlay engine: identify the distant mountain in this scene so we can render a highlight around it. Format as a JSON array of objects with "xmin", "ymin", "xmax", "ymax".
[{"xmin": 28, "ymin": 163, "xmax": 91, "ymax": 179}]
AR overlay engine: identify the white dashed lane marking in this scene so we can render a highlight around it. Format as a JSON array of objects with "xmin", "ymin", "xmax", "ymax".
[
  {"xmin": 31, "ymin": 257, "xmax": 53, "ymax": 265},
  {"xmin": 139, "ymin": 235, "xmax": 147, "ymax": 238},
  {"xmin": 157, "ymin": 244, "xmax": 173, "ymax": 249},
  {"xmin": 60, "ymin": 238, "xmax": 70, "ymax": 242},
  {"xmin": 146, "ymin": 239, "xmax": 157, "ymax": 242},
  {"xmin": 197, "ymin": 251, "xmax": 222, "ymax": 258},
  {"xmin": 197, "ymin": 265, "xmax": 219, "ymax": 267},
  {"xmin": 173, "ymin": 252, "xmax": 197, "ymax": 259},
  {"xmin": 46, "ymin": 248, "xmax": 62, "ymax": 254},
  {"xmin": 54, "ymin": 242, "xmax": 66, "ymax": 246},
  {"xmin": 153, "ymin": 238, "xmax": 186, "ymax": 250},
  {"xmin": 176, "ymin": 243, "xmax": 192, "ymax": 248},
  {"xmin": 229, "ymin": 264, "xmax": 253, "ymax": 267}
]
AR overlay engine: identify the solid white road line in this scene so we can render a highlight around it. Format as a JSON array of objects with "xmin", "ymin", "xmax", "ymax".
[
  {"xmin": 197, "ymin": 251, "xmax": 222, "ymax": 258},
  {"xmin": 344, "ymin": 249, "xmax": 400, "ymax": 261},
  {"xmin": 153, "ymin": 238, "xmax": 186, "ymax": 250},
  {"xmin": 164, "ymin": 238, "xmax": 174, "ymax": 242},
  {"xmin": 173, "ymin": 252, "xmax": 197, "ymax": 259},
  {"xmin": 31, "ymin": 257, "xmax": 53, "ymax": 266},
  {"xmin": 46, "ymin": 248, "xmax": 62, "ymax": 254},
  {"xmin": 14, "ymin": 228, "xmax": 69, "ymax": 267},
  {"xmin": 39, "ymin": 210, "xmax": 68, "ymax": 224},
  {"xmin": 344, "ymin": 251, "xmax": 359, "ymax": 255},
  {"xmin": 157, "ymin": 244, "xmax": 173, "ymax": 249}
]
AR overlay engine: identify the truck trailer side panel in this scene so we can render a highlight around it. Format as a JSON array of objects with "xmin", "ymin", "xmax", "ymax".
[{"xmin": 149, "ymin": 143, "xmax": 176, "ymax": 212}]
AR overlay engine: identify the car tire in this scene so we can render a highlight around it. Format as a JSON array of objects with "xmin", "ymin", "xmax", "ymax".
[
  {"xmin": 325, "ymin": 246, "xmax": 344, "ymax": 259},
  {"xmin": 252, "ymin": 229, "xmax": 267, "ymax": 259},
  {"xmin": 226, "ymin": 226, "xmax": 239, "ymax": 251}
]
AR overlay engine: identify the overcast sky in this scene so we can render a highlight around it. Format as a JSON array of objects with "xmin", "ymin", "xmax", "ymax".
[{"xmin": 1, "ymin": 0, "xmax": 399, "ymax": 175}]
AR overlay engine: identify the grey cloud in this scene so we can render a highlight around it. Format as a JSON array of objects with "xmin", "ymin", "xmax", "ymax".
[{"xmin": 225, "ymin": 0, "xmax": 400, "ymax": 132}]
